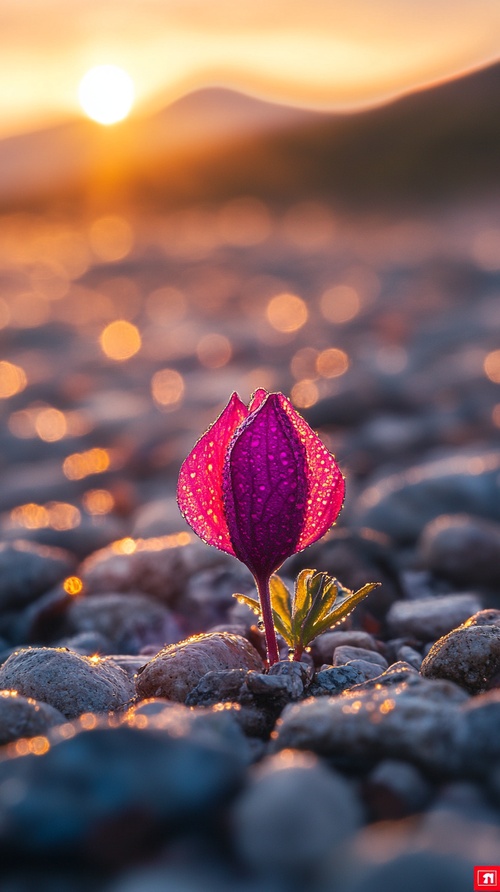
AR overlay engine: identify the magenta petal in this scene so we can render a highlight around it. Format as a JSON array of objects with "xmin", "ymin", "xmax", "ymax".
[
  {"xmin": 177, "ymin": 393, "xmax": 248, "ymax": 555},
  {"xmin": 277, "ymin": 393, "xmax": 345, "ymax": 550},
  {"xmin": 223, "ymin": 394, "xmax": 308, "ymax": 578},
  {"xmin": 248, "ymin": 388, "xmax": 268, "ymax": 412}
]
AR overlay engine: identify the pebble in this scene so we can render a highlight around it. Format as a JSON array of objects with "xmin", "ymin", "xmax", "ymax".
[
  {"xmin": 232, "ymin": 751, "xmax": 362, "ymax": 879},
  {"xmin": 135, "ymin": 632, "xmax": 264, "ymax": 702},
  {"xmin": 418, "ymin": 513, "xmax": 500, "ymax": 588},
  {"xmin": 55, "ymin": 630, "xmax": 112, "ymax": 655},
  {"xmin": 0, "ymin": 647, "xmax": 135, "ymax": 718},
  {"xmin": 0, "ymin": 723, "xmax": 244, "ymax": 864},
  {"xmin": 272, "ymin": 684, "xmax": 462, "ymax": 776},
  {"xmin": 420, "ymin": 623, "xmax": 500, "ymax": 693},
  {"xmin": 352, "ymin": 449, "xmax": 500, "ymax": 544},
  {"xmin": 333, "ymin": 646, "xmax": 388, "ymax": 669},
  {"xmin": 344, "ymin": 659, "xmax": 387, "ymax": 681},
  {"xmin": 363, "ymin": 758, "xmax": 434, "ymax": 820},
  {"xmin": 62, "ymin": 592, "xmax": 182, "ymax": 654},
  {"xmin": 308, "ymin": 665, "xmax": 366, "ymax": 696},
  {"xmin": 386, "ymin": 593, "xmax": 482, "ymax": 641},
  {"xmin": 0, "ymin": 539, "xmax": 75, "ymax": 611},
  {"xmin": 0, "ymin": 690, "xmax": 65, "ymax": 745},
  {"xmin": 80, "ymin": 538, "xmax": 228, "ymax": 605},
  {"xmin": 456, "ymin": 690, "xmax": 500, "ymax": 776},
  {"xmin": 311, "ymin": 630, "xmax": 380, "ymax": 666},
  {"xmin": 324, "ymin": 850, "xmax": 473, "ymax": 892},
  {"xmin": 395, "ymin": 645, "xmax": 422, "ymax": 669}
]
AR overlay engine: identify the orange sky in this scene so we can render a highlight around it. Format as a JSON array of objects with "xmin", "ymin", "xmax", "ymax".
[{"xmin": 1, "ymin": 0, "xmax": 500, "ymax": 136}]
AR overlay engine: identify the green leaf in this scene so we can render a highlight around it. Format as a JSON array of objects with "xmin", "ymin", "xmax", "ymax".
[
  {"xmin": 233, "ymin": 593, "xmax": 261, "ymax": 615},
  {"xmin": 302, "ymin": 582, "xmax": 380, "ymax": 645},
  {"xmin": 269, "ymin": 576, "xmax": 293, "ymax": 641},
  {"xmin": 291, "ymin": 569, "xmax": 316, "ymax": 642}
]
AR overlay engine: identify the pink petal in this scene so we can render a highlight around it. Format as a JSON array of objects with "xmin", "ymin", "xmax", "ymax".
[
  {"xmin": 177, "ymin": 392, "xmax": 248, "ymax": 555},
  {"xmin": 277, "ymin": 393, "xmax": 345, "ymax": 550},
  {"xmin": 248, "ymin": 388, "xmax": 268, "ymax": 412}
]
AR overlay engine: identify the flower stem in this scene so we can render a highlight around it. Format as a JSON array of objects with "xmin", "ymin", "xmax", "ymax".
[
  {"xmin": 255, "ymin": 574, "xmax": 280, "ymax": 666},
  {"xmin": 293, "ymin": 643, "xmax": 303, "ymax": 662}
]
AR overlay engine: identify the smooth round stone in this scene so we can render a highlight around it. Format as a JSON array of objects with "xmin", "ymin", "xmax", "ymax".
[
  {"xmin": 333, "ymin": 646, "xmax": 388, "ymax": 670},
  {"xmin": 135, "ymin": 633, "xmax": 264, "ymax": 703},
  {"xmin": 456, "ymin": 690, "xmax": 500, "ymax": 776},
  {"xmin": 56, "ymin": 631, "xmax": 112, "ymax": 656},
  {"xmin": 0, "ymin": 647, "xmax": 134, "ymax": 718},
  {"xmin": 363, "ymin": 758, "xmax": 433, "ymax": 819},
  {"xmin": 308, "ymin": 665, "xmax": 366, "ymax": 696},
  {"xmin": 386, "ymin": 593, "xmax": 482, "ymax": 642},
  {"xmin": 352, "ymin": 449, "xmax": 500, "ymax": 544},
  {"xmin": 62, "ymin": 592, "xmax": 182, "ymax": 654},
  {"xmin": 271, "ymin": 685, "xmax": 462, "ymax": 776},
  {"xmin": 232, "ymin": 751, "xmax": 361, "ymax": 877},
  {"xmin": 0, "ymin": 540, "xmax": 75, "ymax": 610},
  {"xmin": 421, "ymin": 624, "xmax": 500, "ymax": 693},
  {"xmin": 0, "ymin": 690, "xmax": 65, "ymax": 745},
  {"xmin": 311, "ymin": 631, "xmax": 380, "ymax": 666},
  {"xmin": 418, "ymin": 513, "xmax": 500, "ymax": 587},
  {"xmin": 0, "ymin": 724, "xmax": 244, "ymax": 863},
  {"xmin": 80, "ymin": 538, "xmax": 228, "ymax": 605}
]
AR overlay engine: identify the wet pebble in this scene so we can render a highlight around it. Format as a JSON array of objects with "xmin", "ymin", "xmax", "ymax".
[
  {"xmin": 62, "ymin": 592, "xmax": 182, "ymax": 654},
  {"xmin": 232, "ymin": 750, "xmax": 362, "ymax": 880},
  {"xmin": 0, "ymin": 690, "xmax": 65, "ymax": 745},
  {"xmin": 311, "ymin": 630, "xmax": 380, "ymax": 666},
  {"xmin": 135, "ymin": 632, "xmax": 263, "ymax": 702},
  {"xmin": 333, "ymin": 645, "xmax": 388, "ymax": 670},
  {"xmin": 457, "ymin": 690, "xmax": 500, "ymax": 776},
  {"xmin": 0, "ymin": 723, "xmax": 244, "ymax": 864},
  {"xmin": 386, "ymin": 593, "xmax": 482, "ymax": 642},
  {"xmin": 363, "ymin": 758, "xmax": 434, "ymax": 820},
  {"xmin": 0, "ymin": 647, "xmax": 134, "ymax": 718},
  {"xmin": 0, "ymin": 539, "xmax": 75, "ymax": 611},
  {"xmin": 421, "ymin": 622, "xmax": 500, "ymax": 693},
  {"xmin": 418, "ymin": 513, "xmax": 500, "ymax": 588},
  {"xmin": 308, "ymin": 665, "xmax": 366, "ymax": 696}
]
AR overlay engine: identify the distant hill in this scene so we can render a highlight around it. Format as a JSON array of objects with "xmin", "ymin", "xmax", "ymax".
[{"xmin": 0, "ymin": 62, "xmax": 498, "ymax": 211}]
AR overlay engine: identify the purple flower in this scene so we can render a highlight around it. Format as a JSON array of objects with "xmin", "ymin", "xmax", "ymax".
[{"xmin": 177, "ymin": 389, "xmax": 345, "ymax": 663}]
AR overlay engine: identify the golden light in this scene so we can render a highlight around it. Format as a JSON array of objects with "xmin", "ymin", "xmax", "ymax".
[
  {"xmin": 493, "ymin": 404, "xmax": 500, "ymax": 428},
  {"xmin": 484, "ymin": 350, "xmax": 500, "ymax": 384},
  {"xmin": 78, "ymin": 65, "xmax": 134, "ymax": 125},
  {"xmin": 316, "ymin": 347, "xmax": 350, "ymax": 378},
  {"xmin": 82, "ymin": 489, "xmax": 115, "ymax": 515},
  {"xmin": 99, "ymin": 320, "xmax": 141, "ymax": 361},
  {"xmin": 63, "ymin": 448, "xmax": 110, "ymax": 480},
  {"xmin": 196, "ymin": 334, "xmax": 232, "ymax": 368},
  {"xmin": 320, "ymin": 285, "xmax": 361, "ymax": 323},
  {"xmin": 89, "ymin": 216, "xmax": 134, "ymax": 262},
  {"xmin": 146, "ymin": 286, "xmax": 186, "ymax": 325},
  {"xmin": 0, "ymin": 361, "xmax": 27, "ymax": 398},
  {"xmin": 266, "ymin": 293, "xmax": 308, "ymax": 333},
  {"xmin": 63, "ymin": 576, "xmax": 84, "ymax": 597},
  {"xmin": 35, "ymin": 407, "xmax": 67, "ymax": 442},
  {"xmin": 291, "ymin": 379, "xmax": 319, "ymax": 408},
  {"xmin": 151, "ymin": 368, "xmax": 185, "ymax": 408},
  {"xmin": 290, "ymin": 347, "xmax": 319, "ymax": 380}
]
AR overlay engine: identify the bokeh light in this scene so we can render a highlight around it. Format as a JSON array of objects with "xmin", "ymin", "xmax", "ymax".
[
  {"xmin": 34, "ymin": 407, "xmax": 67, "ymax": 442},
  {"xmin": 78, "ymin": 65, "xmax": 134, "ymax": 125},
  {"xmin": 0, "ymin": 361, "xmax": 27, "ymax": 398},
  {"xmin": 100, "ymin": 320, "xmax": 141, "ymax": 361},
  {"xmin": 89, "ymin": 216, "xmax": 134, "ymax": 262},
  {"xmin": 316, "ymin": 347, "xmax": 350, "ymax": 378},
  {"xmin": 151, "ymin": 368, "xmax": 185, "ymax": 408},
  {"xmin": 146, "ymin": 286, "xmax": 186, "ymax": 325},
  {"xmin": 320, "ymin": 284, "xmax": 361, "ymax": 323},
  {"xmin": 290, "ymin": 379, "xmax": 319, "ymax": 408},
  {"xmin": 484, "ymin": 349, "xmax": 500, "ymax": 383},
  {"xmin": 82, "ymin": 489, "xmax": 115, "ymax": 515},
  {"xmin": 266, "ymin": 293, "xmax": 308, "ymax": 333},
  {"xmin": 63, "ymin": 448, "xmax": 110, "ymax": 480},
  {"xmin": 196, "ymin": 333, "xmax": 232, "ymax": 368}
]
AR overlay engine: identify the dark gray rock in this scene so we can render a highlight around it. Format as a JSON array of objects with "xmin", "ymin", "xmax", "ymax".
[
  {"xmin": 352, "ymin": 449, "xmax": 500, "ymax": 544},
  {"xmin": 344, "ymin": 659, "xmax": 387, "ymax": 681},
  {"xmin": 0, "ymin": 647, "xmax": 134, "ymax": 718},
  {"xmin": 55, "ymin": 630, "xmax": 112, "ymax": 655},
  {"xmin": 386, "ymin": 593, "xmax": 482, "ymax": 642},
  {"xmin": 333, "ymin": 645, "xmax": 388, "ymax": 669},
  {"xmin": 0, "ymin": 540, "xmax": 75, "ymax": 610},
  {"xmin": 419, "ymin": 513, "xmax": 500, "ymax": 587},
  {"xmin": 364, "ymin": 758, "xmax": 434, "ymax": 819},
  {"xmin": 325, "ymin": 851, "xmax": 472, "ymax": 892},
  {"xmin": 0, "ymin": 724, "xmax": 244, "ymax": 863},
  {"xmin": 456, "ymin": 690, "xmax": 500, "ymax": 776},
  {"xmin": 308, "ymin": 665, "xmax": 366, "ymax": 697},
  {"xmin": 135, "ymin": 633, "xmax": 264, "ymax": 702},
  {"xmin": 311, "ymin": 630, "xmax": 380, "ymax": 665},
  {"xmin": 0, "ymin": 690, "xmax": 65, "ymax": 745},
  {"xmin": 62, "ymin": 591, "xmax": 182, "ymax": 654},
  {"xmin": 232, "ymin": 751, "xmax": 362, "ymax": 879},
  {"xmin": 421, "ymin": 624, "xmax": 500, "ymax": 693},
  {"xmin": 185, "ymin": 669, "xmax": 248, "ymax": 706},
  {"xmin": 396, "ymin": 645, "xmax": 423, "ymax": 669}
]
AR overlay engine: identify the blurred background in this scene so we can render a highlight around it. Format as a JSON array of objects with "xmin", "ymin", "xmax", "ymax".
[{"xmin": 0, "ymin": 0, "xmax": 499, "ymax": 553}]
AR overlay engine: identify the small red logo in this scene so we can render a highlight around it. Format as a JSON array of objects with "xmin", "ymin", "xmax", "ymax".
[{"xmin": 475, "ymin": 868, "xmax": 500, "ymax": 891}]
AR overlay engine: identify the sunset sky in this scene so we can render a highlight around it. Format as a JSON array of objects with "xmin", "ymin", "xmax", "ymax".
[{"xmin": 1, "ymin": 0, "xmax": 500, "ymax": 137}]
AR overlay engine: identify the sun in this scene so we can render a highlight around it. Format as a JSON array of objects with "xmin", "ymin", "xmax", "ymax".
[{"xmin": 78, "ymin": 65, "xmax": 134, "ymax": 125}]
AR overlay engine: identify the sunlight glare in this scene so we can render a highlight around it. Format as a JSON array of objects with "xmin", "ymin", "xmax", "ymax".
[{"xmin": 78, "ymin": 65, "xmax": 134, "ymax": 125}]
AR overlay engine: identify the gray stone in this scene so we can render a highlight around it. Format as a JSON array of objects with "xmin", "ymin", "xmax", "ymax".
[
  {"xmin": 344, "ymin": 659, "xmax": 387, "ymax": 681},
  {"xmin": 309, "ymin": 665, "xmax": 366, "ymax": 696},
  {"xmin": 311, "ymin": 630, "xmax": 379, "ymax": 666},
  {"xmin": 80, "ymin": 537, "xmax": 227, "ymax": 604},
  {"xmin": 364, "ymin": 758, "xmax": 433, "ymax": 819},
  {"xmin": 333, "ymin": 645, "xmax": 388, "ymax": 669},
  {"xmin": 396, "ymin": 645, "xmax": 422, "ymax": 669},
  {"xmin": 135, "ymin": 632, "xmax": 263, "ymax": 702},
  {"xmin": 271, "ymin": 685, "xmax": 462, "ymax": 775},
  {"xmin": 0, "ymin": 690, "xmax": 65, "ymax": 744},
  {"xmin": 56, "ymin": 631, "xmax": 112, "ymax": 655},
  {"xmin": 0, "ymin": 539, "xmax": 75, "ymax": 610},
  {"xmin": 421, "ymin": 624, "xmax": 500, "ymax": 693},
  {"xmin": 0, "ymin": 647, "xmax": 135, "ymax": 718},
  {"xmin": 419, "ymin": 513, "xmax": 500, "ymax": 588},
  {"xmin": 232, "ymin": 751, "xmax": 362, "ymax": 878},
  {"xmin": 386, "ymin": 593, "xmax": 482, "ymax": 641},
  {"xmin": 456, "ymin": 690, "xmax": 500, "ymax": 776},
  {"xmin": 185, "ymin": 669, "xmax": 248, "ymax": 706},
  {"xmin": 63, "ymin": 591, "xmax": 182, "ymax": 654}
]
